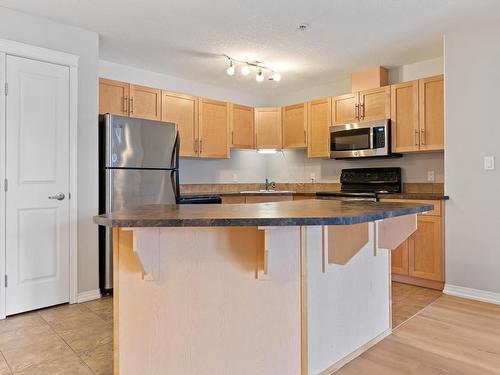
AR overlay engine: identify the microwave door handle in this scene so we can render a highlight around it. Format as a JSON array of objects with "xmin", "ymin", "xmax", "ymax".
[{"xmin": 370, "ymin": 128, "xmax": 374, "ymax": 149}]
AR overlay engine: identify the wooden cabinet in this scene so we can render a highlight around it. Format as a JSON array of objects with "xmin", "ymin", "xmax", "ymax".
[
  {"xmin": 198, "ymin": 98, "xmax": 230, "ymax": 158},
  {"xmin": 162, "ymin": 91, "xmax": 198, "ymax": 157},
  {"xmin": 255, "ymin": 107, "xmax": 282, "ymax": 149},
  {"xmin": 282, "ymin": 103, "xmax": 307, "ymax": 148},
  {"xmin": 391, "ymin": 75, "xmax": 444, "ymax": 152},
  {"xmin": 307, "ymin": 98, "xmax": 331, "ymax": 158},
  {"xmin": 419, "ymin": 75, "xmax": 444, "ymax": 151},
  {"xmin": 332, "ymin": 87, "xmax": 390, "ymax": 125},
  {"xmin": 332, "ymin": 93, "xmax": 359, "ymax": 125},
  {"xmin": 391, "ymin": 80, "xmax": 419, "ymax": 152},
  {"xmin": 381, "ymin": 199, "xmax": 445, "ymax": 290},
  {"xmin": 221, "ymin": 196, "xmax": 246, "ymax": 204},
  {"xmin": 230, "ymin": 104, "xmax": 254, "ymax": 149},
  {"xmin": 129, "ymin": 84, "xmax": 162, "ymax": 120},
  {"xmin": 99, "ymin": 78, "xmax": 129, "ymax": 116}
]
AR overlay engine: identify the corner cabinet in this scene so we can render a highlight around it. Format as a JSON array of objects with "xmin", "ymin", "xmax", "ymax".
[
  {"xmin": 380, "ymin": 199, "xmax": 445, "ymax": 290},
  {"xmin": 198, "ymin": 98, "xmax": 230, "ymax": 158},
  {"xmin": 391, "ymin": 75, "xmax": 444, "ymax": 152},
  {"xmin": 332, "ymin": 87, "xmax": 390, "ymax": 125},
  {"xmin": 307, "ymin": 98, "xmax": 331, "ymax": 158},
  {"xmin": 255, "ymin": 107, "xmax": 282, "ymax": 149},
  {"xmin": 161, "ymin": 91, "xmax": 199, "ymax": 157},
  {"xmin": 282, "ymin": 103, "xmax": 307, "ymax": 148},
  {"xmin": 230, "ymin": 104, "xmax": 254, "ymax": 149}
]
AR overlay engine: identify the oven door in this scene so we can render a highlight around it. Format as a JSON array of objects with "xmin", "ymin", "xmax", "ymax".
[{"xmin": 329, "ymin": 120, "xmax": 389, "ymax": 159}]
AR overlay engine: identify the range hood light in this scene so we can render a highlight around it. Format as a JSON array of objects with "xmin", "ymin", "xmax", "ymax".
[{"xmin": 257, "ymin": 149, "xmax": 278, "ymax": 154}]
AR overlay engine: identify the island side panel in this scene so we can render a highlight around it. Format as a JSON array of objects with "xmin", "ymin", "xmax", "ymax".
[
  {"xmin": 305, "ymin": 225, "xmax": 391, "ymax": 374},
  {"xmin": 116, "ymin": 226, "xmax": 302, "ymax": 375}
]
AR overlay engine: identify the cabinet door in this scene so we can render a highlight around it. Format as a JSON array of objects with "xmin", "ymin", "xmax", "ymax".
[
  {"xmin": 391, "ymin": 240, "xmax": 409, "ymax": 276},
  {"xmin": 419, "ymin": 75, "xmax": 444, "ymax": 151},
  {"xmin": 255, "ymin": 107, "xmax": 282, "ymax": 149},
  {"xmin": 162, "ymin": 91, "xmax": 198, "ymax": 157},
  {"xmin": 409, "ymin": 215, "xmax": 443, "ymax": 281},
  {"xmin": 230, "ymin": 104, "xmax": 254, "ymax": 149},
  {"xmin": 198, "ymin": 98, "xmax": 230, "ymax": 158},
  {"xmin": 282, "ymin": 103, "xmax": 307, "ymax": 148},
  {"xmin": 130, "ymin": 84, "xmax": 162, "ymax": 120},
  {"xmin": 391, "ymin": 81, "xmax": 419, "ymax": 152},
  {"xmin": 307, "ymin": 98, "xmax": 331, "ymax": 158},
  {"xmin": 245, "ymin": 195, "xmax": 293, "ymax": 203},
  {"xmin": 332, "ymin": 93, "xmax": 359, "ymax": 125},
  {"xmin": 358, "ymin": 86, "xmax": 390, "ymax": 122},
  {"xmin": 99, "ymin": 78, "xmax": 129, "ymax": 116}
]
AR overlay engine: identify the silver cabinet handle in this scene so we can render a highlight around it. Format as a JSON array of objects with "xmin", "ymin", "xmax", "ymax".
[{"xmin": 48, "ymin": 192, "xmax": 65, "ymax": 201}]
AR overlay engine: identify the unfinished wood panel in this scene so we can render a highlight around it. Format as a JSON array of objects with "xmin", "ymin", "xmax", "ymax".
[
  {"xmin": 221, "ymin": 195, "xmax": 246, "ymax": 204},
  {"xmin": 358, "ymin": 86, "xmax": 391, "ymax": 123},
  {"xmin": 419, "ymin": 75, "xmax": 444, "ymax": 151},
  {"xmin": 245, "ymin": 195, "xmax": 293, "ymax": 203},
  {"xmin": 391, "ymin": 241, "xmax": 409, "ymax": 276},
  {"xmin": 332, "ymin": 93, "xmax": 359, "ymax": 125},
  {"xmin": 409, "ymin": 215, "xmax": 444, "ymax": 282},
  {"xmin": 307, "ymin": 98, "xmax": 331, "ymax": 158},
  {"xmin": 391, "ymin": 80, "xmax": 419, "ymax": 153},
  {"xmin": 198, "ymin": 98, "xmax": 230, "ymax": 158},
  {"xmin": 327, "ymin": 223, "xmax": 369, "ymax": 265},
  {"xmin": 351, "ymin": 66, "xmax": 389, "ymax": 92},
  {"xmin": 99, "ymin": 78, "xmax": 129, "ymax": 116},
  {"xmin": 230, "ymin": 104, "xmax": 254, "ymax": 149},
  {"xmin": 129, "ymin": 84, "xmax": 162, "ymax": 120},
  {"xmin": 255, "ymin": 107, "xmax": 282, "ymax": 149},
  {"xmin": 282, "ymin": 103, "xmax": 307, "ymax": 148},
  {"xmin": 162, "ymin": 91, "xmax": 199, "ymax": 157}
]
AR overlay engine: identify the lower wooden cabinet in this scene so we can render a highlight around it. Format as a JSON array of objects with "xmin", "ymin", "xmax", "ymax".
[{"xmin": 222, "ymin": 195, "xmax": 296, "ymax": 204}]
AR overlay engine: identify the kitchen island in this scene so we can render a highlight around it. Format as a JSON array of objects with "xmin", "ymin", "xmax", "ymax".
[{"xmin": 94, "ymin": 199, "xmax": 432, "ymax": 375}]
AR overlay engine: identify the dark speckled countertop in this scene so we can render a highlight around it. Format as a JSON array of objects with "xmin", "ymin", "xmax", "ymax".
[{"xmin": 93, "ymin": 200, "xmax": 433, "ymax": 228}]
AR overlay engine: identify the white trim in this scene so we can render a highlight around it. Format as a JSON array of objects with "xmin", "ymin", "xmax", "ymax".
[
  {"xmin": 0, "ymin": 39, "xmax": 79, "ymax": 318},
  {"xmin": 77, "ymin": 289, "xmax": 102, "ymax": 303},
  {"xmin": 0, "ymin": 39, "xmax": 79, "ymax": 67},
  {"xmin": 444, "ymin": 284, "xmax": 500, "ymax": 305}
]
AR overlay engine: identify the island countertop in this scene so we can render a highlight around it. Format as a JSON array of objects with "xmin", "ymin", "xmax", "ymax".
[{"xmin": 93, "ymin": 199, "xmax": 433, "ymax": 228}]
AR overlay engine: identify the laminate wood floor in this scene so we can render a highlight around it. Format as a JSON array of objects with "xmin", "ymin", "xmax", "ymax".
[
  {"xmin": 0, "ymin": 297, "xmax": 112, "ymax": 374},
  {"xmin": 392, "ymin": 282, "xmax": 442, "ymax": 328},
  {"xmin": 336, "ymin": 294, "xmax": 500, "ymax": 374}
]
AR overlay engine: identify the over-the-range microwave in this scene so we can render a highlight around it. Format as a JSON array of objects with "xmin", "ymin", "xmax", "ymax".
[{"xmin": 329, "ymin": 119, "xmax": 394, "ymax": 159}]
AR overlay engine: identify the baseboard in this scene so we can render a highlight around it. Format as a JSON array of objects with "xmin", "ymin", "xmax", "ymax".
[
  {"xmin": 319, "ymin": 328, "xmax": 392, "ymax": 375},
  {"xmin": 392, "ymin": 274, "xmax": 444, "ymax": 290},
  {"xmin": 77, "ymin": 289, "xmax": 102, "ymax": 303},
  {"xmin": 444, "ymin": 284, "xmax": 500, "ymax": 305}
]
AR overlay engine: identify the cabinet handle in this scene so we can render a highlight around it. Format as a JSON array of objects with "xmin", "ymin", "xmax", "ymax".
[
  {"xmin": 414, "ymin": 129, "xmax": 419, "ymax": 146},
  {"xmin": 199, "ymin": 139, "xmax": 203, "ymax": 154},
  {"xmin": 123, "ymin": 96, "xmax": 128, "ymax": 113},
  {"xmin": 355, "ymin": 104, "xmax": 359, "ymax": 120},
  {"xmin": 421, "ymin": 129, "xmax": 426, "ymax": 145},
  {"xmin": 194, "ymin": 139, "xmax": 198, "ymax": 154},
  {"xmin": 361, "ymin": 103, "xmax": 365, "ymax": 119},
  {"xmin": 304, "ymin": 129, "xmax": 307, "ymax": 143},
  {"xmin": 130, "ymin": 97, "xmax": 134, "ymax": 114},
  {"xmin": 231, "ymin": 130, "xmax": 234, "ymax": 145}
]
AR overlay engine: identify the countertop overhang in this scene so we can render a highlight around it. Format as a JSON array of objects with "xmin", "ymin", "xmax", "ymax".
[{"xmin": 93, "ymin": 200, "xmax": 433, "ymax": 228}]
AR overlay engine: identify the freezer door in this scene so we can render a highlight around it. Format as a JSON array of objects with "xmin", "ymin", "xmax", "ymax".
[{"xmin": 104, "ymin": 114, "xmax": 178, "ymax": 169}]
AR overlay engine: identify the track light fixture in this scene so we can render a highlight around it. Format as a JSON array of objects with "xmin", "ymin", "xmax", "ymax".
[{"xmin": 223, "ymin": 54, "xmax": 282, "ymax": 83}]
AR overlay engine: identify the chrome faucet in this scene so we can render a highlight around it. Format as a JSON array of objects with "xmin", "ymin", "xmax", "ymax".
[{"xmin": 265, "ymin": 178, "xmax": 276, "ymax": 191}]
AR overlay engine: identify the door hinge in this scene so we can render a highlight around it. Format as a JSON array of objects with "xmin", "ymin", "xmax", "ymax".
[
  {"xmin": 4, "ymin": 82, "xmax": 7, "ymax": 96},
  {"xmin": 4, "ymin": 275, "xmax": 7, "ymax": 288},
  {"xmin": 3, "ymin": 178, "xmax": 7, "ymax": 192}
]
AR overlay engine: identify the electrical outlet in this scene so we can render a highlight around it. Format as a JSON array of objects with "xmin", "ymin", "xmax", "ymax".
[
  {"xmin": 310, "ymin": 173, "xmax": 316, "ymax": 183},
  {"xmin": 232, "ymin": 173, "xmax": 238, "ymax": 182},
  {"xmin": 484, "ymin": 156, "xmax": 495, "ymax": 170},
  {"xmin": 427, "ymin": 171, "xmax": 435, "ymax": 182}
]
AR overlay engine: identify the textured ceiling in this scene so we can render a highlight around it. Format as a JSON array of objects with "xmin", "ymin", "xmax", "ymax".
[{"xmin": 1, "ymin": 0, "xmax": 499, "ymax": 99}]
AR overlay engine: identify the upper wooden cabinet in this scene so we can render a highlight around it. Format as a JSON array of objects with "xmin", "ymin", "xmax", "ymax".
[
  {"xmin": 255, "ymin": 107, "xmax": 282, "ymax": 149},
  {"xmin": 282, "ymin": 103, "xmax": 307, "ymax": 148},
  {"xmin": 162, "ymin": 91, "xmax": 198, "ymax": 157},
  {"xmin": 419, "ymin": 75, "xmax": 444, "ymax": 151},
  {"xmin": 129, "ymin": 84, "xmax": 162, "ymax": 121},
  {"xmin": 391, "ymin": 80, "xmax": 419, "ymax": 153},
  {"xmin": 198, "ymin": 98, "xmax": 230, "ymax": 158},
  {"xmin": 99, "ymin": 78, "xmax": 129, "ymax": 116},
  {"xmin": 230, "ymin": 104, "xmax": 254, "ymax": 149},
  {"xmin": 332, "ymin": 87, "xmax": 390, "ymax": 125},
  {"xmin": 391, "ymin": 75, "xmax": 444, "ymax": 153},
  {"xmin": 332, "ymin": 93, "xmax": 359, "ymax": 125},
  {"xmin": 307, "ymin": 98, "xmax": 331, "ymax": 158}
]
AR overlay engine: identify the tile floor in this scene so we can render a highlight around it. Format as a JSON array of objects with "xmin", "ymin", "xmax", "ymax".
[
  {"xmin": 392, "ymin": 281, "xmax": 442, "ymax": 328},
  {"xmin": 0, "ymin": 297, "xmax": 113, "ymax": 374}
]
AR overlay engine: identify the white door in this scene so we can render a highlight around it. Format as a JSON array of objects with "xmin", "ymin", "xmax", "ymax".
[{"xmin": 5, "ymin": 55, "xmax": 70, "ymax": 315}]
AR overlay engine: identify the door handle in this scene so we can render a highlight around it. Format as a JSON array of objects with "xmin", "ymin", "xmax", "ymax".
[{"xmin": 48, "ymin": 192, "xmax": 65, "ymax": 201}]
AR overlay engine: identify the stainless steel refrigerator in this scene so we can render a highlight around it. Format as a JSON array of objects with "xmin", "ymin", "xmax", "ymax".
[{"xmin": 99, "ymin": 114, "xmax": 179, "ymax": 294}]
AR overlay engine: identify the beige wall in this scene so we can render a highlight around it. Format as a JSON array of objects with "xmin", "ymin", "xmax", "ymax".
[{"xmin": 0, "ymin": 7, "xmax": 100, "ymax": 295}]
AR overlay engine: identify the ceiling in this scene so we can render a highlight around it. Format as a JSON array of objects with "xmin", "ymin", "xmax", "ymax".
[{"xmin": 1, "ymin": 0, "xmax": 499, "ymax": 99}]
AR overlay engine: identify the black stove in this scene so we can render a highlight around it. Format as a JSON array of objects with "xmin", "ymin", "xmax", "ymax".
[{"xmin": 316, "ymin": 168, "xmax": 401, "ymax": 201}]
